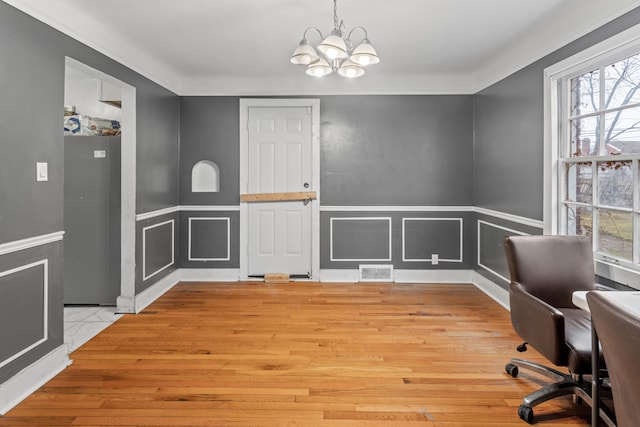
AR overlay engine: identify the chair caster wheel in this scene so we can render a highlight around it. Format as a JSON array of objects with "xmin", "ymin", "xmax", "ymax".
[
  {"xmin": 505, "ymin": 363, "xmax": 519, "ymax": 377},
  {"xmin": 518, "ymin": 404, "xmax": 534, "ymax": 424}
]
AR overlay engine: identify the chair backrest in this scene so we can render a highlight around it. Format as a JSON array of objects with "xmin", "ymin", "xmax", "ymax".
[
  {"xmin": 504, "ymin": 235, "xmax": 596, "ymax": 307},
  {"xmin": 587, "ymin": 291, "xmax": 640, "ymax": 427}
]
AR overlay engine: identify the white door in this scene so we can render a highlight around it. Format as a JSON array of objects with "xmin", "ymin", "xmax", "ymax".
[{"xmin": 247, "ymin": 106, "xmax": 313, "ymax": 277}]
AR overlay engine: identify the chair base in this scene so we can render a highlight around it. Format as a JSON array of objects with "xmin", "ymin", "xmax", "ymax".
[{"xmin": 506, "ymin": 358, "xmax": 616, "ymax": 426}]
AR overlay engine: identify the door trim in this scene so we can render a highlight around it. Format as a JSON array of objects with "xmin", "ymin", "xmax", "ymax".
[
  {"xmin": 64, "ymin": 57, "xmax": 137, "ymax": 312},
  {"xmin": 239, "ymin": 99, "xmax": 320, "ymax": 280}
]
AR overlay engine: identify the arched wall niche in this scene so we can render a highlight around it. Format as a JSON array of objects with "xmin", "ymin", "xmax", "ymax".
[{"xmin": 192, "ymin": 160, "xmax": 220, "ymax": 192}]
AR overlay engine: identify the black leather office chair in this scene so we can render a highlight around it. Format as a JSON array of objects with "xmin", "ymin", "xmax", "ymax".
[
  {"xmin": 503, "ymin": 235, "xmax": 614, "ymax": 425},
  {"xmin": 587, "ymin": 291, "xmax": 640, "ymax": 427}
]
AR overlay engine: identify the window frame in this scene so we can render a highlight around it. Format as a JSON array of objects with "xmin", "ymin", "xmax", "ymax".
[{"xmin": 545, "ymin": 23, "xmax": 640, "ymax": 289}]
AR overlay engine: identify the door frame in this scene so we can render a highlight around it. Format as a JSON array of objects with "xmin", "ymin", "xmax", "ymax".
[
  {"xmin": 239, "ymin": 98, "xmax": 320, "ymax": 281},
  {"xmin": 65, "ymin": 57, "xmax": 137, "ymax": 312}
]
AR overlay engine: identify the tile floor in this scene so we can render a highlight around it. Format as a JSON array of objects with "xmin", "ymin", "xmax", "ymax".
[{"xmin": 63, "ymin": 306, "xmax": 123, "ymax": 353}]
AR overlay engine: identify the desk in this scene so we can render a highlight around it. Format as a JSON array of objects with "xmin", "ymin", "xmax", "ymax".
[{"xmin": 572, "ymin": 291, "xmax": 640, "ymax": 427}]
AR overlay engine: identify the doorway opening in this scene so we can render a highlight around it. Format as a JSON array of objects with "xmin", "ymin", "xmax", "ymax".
[{"xmin": 63, "ymin": 58, "xmax": 136, "ymax": 312}]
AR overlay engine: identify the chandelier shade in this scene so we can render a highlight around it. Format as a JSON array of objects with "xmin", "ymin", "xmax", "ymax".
[
  {"xmin": 306, "ymin": 58, "xmax": 333, "ymax": 77},
  {"xmin": 290, "ymin": 0, "xmax": 379, "ymax": 78},
  {"xmin": 350, "ymin": 40, "xmax": 380, "ymax": 66},
  {"xmin": 290, "ymin": 41, "xmax": 320, "ymax": 65},
  {"xmin": 337, "ymin": 59, "xmax": 365, "ymax": 78}
]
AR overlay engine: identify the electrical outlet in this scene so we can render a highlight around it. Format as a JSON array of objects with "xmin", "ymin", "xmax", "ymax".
[{"xmin": 432, "ymin": 254, "xmax": 439, "ymax": 265}]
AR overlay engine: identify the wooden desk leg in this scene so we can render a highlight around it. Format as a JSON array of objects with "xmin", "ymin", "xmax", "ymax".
[{"xmin": 591, "ymin": 324, "xmax": 600, "ymax": 427}]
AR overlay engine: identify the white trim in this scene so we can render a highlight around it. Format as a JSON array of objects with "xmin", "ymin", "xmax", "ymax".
[
  {"xmin": 118, "ymin": 75, "xmax": 137, "ymax": 317},
  {"xmin": 188, "ymin": 217, "xmax": 231, "ymax": 261},
  {"xmin": 0, "ymin": 345, "xmax": 70, "ymax": 415},
  {"xmin": 474, "ymin": 207, "xmax": 543, "ymax": 229},
  {"xmin": 321, "ymin": 205, "xmax": 543, "ymax": 229},
  {"xmin": 319, "ymin": 269, "xmax": 361, "ymax": 283},
  {"xmin": 142, "ymin": 219, "xmax": 175, "ymax": 281},
  {"xmin": 64, "ymin": 58, "xmax": 138, "ymax": 316},
  {"xmin": 329, "ymin": 217, "xmax": 392, "ymax": 262},
  {"xmin": 136, "ymin": 205, "xmax": 241, "ymax": 222},
  {"xmin": 239, "ymin": 98, "xmax": 321, "ymax": 281},
  {"xmin": 321, "ymin": 205, "xmax": 473, "ymax": 212},
  {"xmin": 402, "ymin": 217, "xmax": 463, "ymax": 263},
  {"xmin": 394, "ymin": 269, "xmax": 473, "ymax": 284},
  {"xmin": 0, "ymin": 232, "xmax": 64, "ymax": 256},
  {"xmin": 180, "ymin": 205, "xmax": 240, "ymax": 212},
  {"xmin": 545, "ymin": 22, "xmax": 640, "ymax": 79},
  {"xmin": 133, "ymin": 205, "xmax": 543, "ymax": 228},
  {"xmin": 472, "ymin": 0, "xmax": 640, "ymax": 93},
  {"xmin": 8, "ymin": 2, "xmax": 179, "ymax": 93},
  {"xmin": 0, "ymin": 260, "xmax": 48, "ymax": 369},
  {"xmin": 471, "ymin": 271, "xmax": 510, "ymax": 310},
  {"xmin": 136, "ymin": 206, "xmax": 180, "ymax": 222},
  {"xmin": 133, "ymin": 269, "xmax": 180, "ymax": 313},
  {"xmin": 476, "ymin": 220, "xmax": 529, "ymax": 283},
  {"xmin": 180, "ymin": 268, "xmax": 241, "ymax": 282},
  {"xmin": 544, "ymin": 21, "xmax": 640, "ymax": 281}
]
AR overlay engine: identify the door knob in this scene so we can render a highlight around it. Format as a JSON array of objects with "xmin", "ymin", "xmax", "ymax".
[{"xmin": 303, "ymin": 182, "xmax": 309, "ymax": 188}]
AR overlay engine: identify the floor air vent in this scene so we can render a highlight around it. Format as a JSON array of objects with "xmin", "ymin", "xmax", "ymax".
[{"xmin": 359, "ymin": 264, "xmax": 394, "ymax": 282}]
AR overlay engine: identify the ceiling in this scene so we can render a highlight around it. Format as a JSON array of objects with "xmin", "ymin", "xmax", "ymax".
[{"xmin": 4, "ymin": 0, "xmax": 640, "ymax": 95}]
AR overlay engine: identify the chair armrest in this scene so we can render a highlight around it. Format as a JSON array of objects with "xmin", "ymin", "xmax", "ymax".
[{"xmin": 510, "ymin": 282, "xmax": 566, "ymax": 364}]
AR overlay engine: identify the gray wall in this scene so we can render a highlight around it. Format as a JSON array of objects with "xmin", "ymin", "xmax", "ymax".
[
  {"xmin": 179, "ymin": 95, "xmax": 474, "ymax": 270},
  {"xmin": 320, "ymin": 95, "xmax": 473, "ymax": 206},
  {"xmin": 0, "ymin": 1, "xmax": 179, "ymax": 383},
  {"xmin": 473, "ymin": 6, "xmax": 640, "ymax": 288}
]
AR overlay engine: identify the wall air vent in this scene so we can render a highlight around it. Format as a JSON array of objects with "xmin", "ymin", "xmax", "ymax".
[{"xmin": 359, "ymin": 264, "xmax": 394, "ymax": 282}]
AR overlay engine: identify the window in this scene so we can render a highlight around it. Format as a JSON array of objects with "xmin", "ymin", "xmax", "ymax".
[{"xmin": 546, "ymin": 24, "xmax": 640, "ymax": 285}]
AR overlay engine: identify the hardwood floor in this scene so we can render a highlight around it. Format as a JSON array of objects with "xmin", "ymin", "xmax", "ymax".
[{"xmin": 1, "ymin": 282, "xmax": 592, "ymax": 426}]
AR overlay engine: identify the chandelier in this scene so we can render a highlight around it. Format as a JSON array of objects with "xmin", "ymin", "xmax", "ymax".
[{"xmin": 290, "ymin": 0, "xmax": 380, "ymax": 78}]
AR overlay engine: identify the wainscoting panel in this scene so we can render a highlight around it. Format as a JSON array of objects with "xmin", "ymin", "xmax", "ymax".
[
  {"xmin": 0, "ymin": 260, "xmax": 47, "ymax": 369},
  {"xmin": 0, "ymin": 236, "xmax": 64, "ymax": 386},
  {"xmin": 321, "ymin": 210, "xmax": 473, "ymax": 270},
  {"xmin": 477, "ymin": 220, "xmax": 529, "ymax": 284},
  {"xmin": 402, "ymin": 217, "xmax": 463, "ymax": 263},
  {"xmin": 188, "ymin": 217, "xmax": 230, "ymax": 261},
  {"xmin": 179, "ymin": 211, "xmax": 239, "ymax": 269},
  {"xmin": 330, "ymin": 217, "xmax": 392, "ymax": 262},
  {"xmin": 142, "ymin": 219, "xmax": 175, "ymax": 281}
]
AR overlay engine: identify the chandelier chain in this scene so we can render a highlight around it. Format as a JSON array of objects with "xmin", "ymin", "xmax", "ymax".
[{"xmin": 333, "ymin": 0, "xmax": 339, "ymax": 29}]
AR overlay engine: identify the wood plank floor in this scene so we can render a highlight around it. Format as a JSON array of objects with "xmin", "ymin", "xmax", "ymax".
[{"xmin": 1, "ymin": 282, "xmax": 593, "ymax": 426}]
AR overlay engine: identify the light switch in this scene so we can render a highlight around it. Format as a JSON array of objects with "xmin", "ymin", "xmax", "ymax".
[
  {"xmin": 36, "ymin": 162, "xmax": 48, "ymax": 182},
  {"xmin": 94, "ymin": 150, "xmax": 106, "ymax": 158}
]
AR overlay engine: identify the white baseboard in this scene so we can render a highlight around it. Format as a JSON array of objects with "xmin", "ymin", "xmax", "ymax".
[
  {"xmin": 394, "ymin": 269, "xmax": 473, "ymax": 283},
  {"xmin": 0, "ymin": 345, "xmax": 70, "ymax": 415},
  {"xmin": 319, "ymin": 269, "xmax": 360, "ymax": 282},
  {"xmin": 319, "ymin": 268, "xmax": 474, "ymax": 284},
  {"xmin": 134, "ymin": 268, "xmax": 242, "ymax": 313},
  {"xmin": 179, "ymin": 268, "xmax": 240, "ymax": 282},
  {"xmin": 471, "ymin": 270, "xmax": 510, "ymax": 310},
  {"xmin": 134, "ymin": 269, "xmax": 182, "ymax": 313}
]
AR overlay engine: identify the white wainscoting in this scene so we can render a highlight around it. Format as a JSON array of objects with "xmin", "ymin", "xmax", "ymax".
[
  {"xmin": 188, "ymin": 217, "xmax": 231, "ymax": 261},
  {"xmin": 401, "ymin": 217, "xmax": 463, "ymax": 263},
  {"xmin": 142, "ymin": 219, "xmax": 175, "ymax": 281},
  {"xmin": 329, "ymin": 217, "xmax": 392, "ymax": 262},
  {"xmin": 0, "ymin": 259, "xmax": 48, "ymax": 369},
  {"xmin": 476, "ymin": 220, "xmax": 529, "ymax": 284}
]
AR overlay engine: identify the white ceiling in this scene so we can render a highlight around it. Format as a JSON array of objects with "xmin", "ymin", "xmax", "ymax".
[{"xmin": 4, "ymin": 0, "xmax": 640, "ymax": 95}]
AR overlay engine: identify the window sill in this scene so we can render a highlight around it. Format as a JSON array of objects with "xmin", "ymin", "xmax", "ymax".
[{"xmin": 595, "ymin": 259, "xmax": 640, "ymax": 290}]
